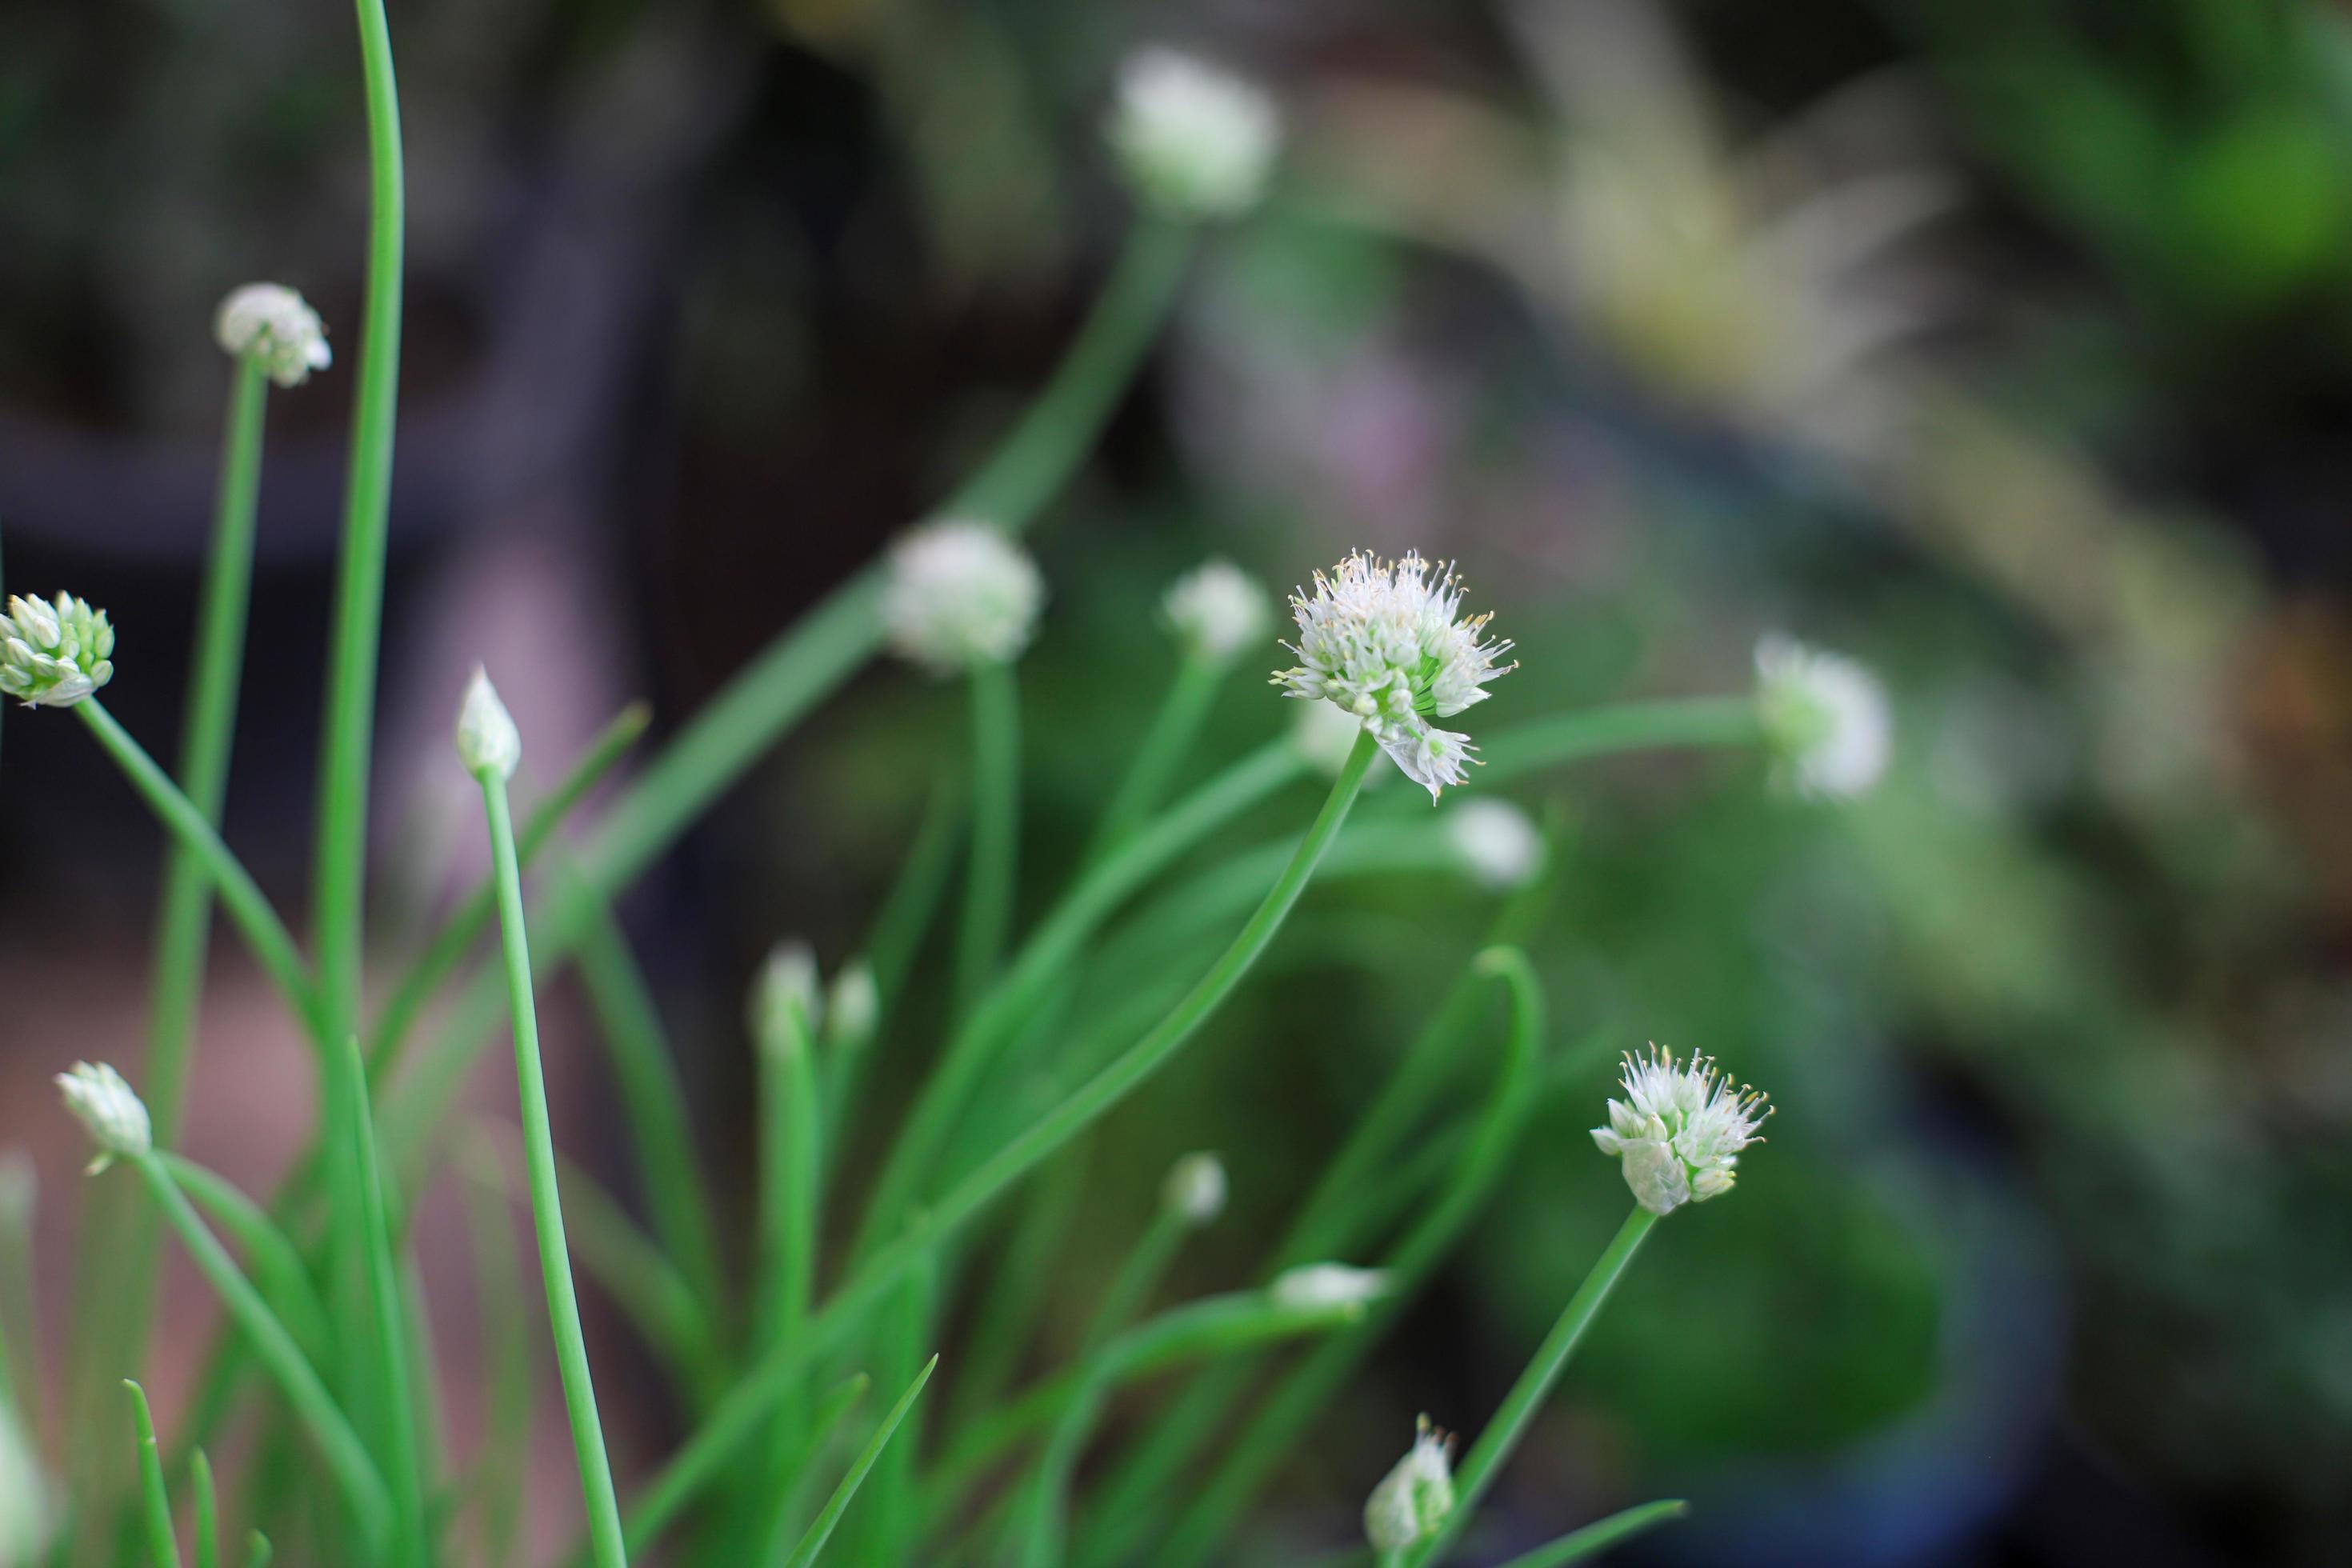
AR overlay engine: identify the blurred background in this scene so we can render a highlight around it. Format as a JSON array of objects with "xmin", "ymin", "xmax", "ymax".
[{"xmin": 5, "ymin": 0, "xmax": 2352, "ymax": 1562}]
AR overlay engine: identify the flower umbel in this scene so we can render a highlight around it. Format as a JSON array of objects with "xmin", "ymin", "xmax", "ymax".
[
  {"xmin": 0, "ymin": 593, "xmax": 114, "ymax": 708},
  {"xmin": 1363, "ymin": 1416, "xmax": 1455, "ymax": 1555},
  {"xmin": 1274, "ymin": 551, "xmax": 1515, "ymax": 799},
  {"xmin": 1445, "ymin": 798, "xmax": 1545, "ymax": 890},
  {"xmin": 1590, "ymin": 1046, "xmax": 1770, "ymax": 1216},
  {"xmin": 1163, "ymin": 558, "xmax": 1273, "ymax": 665},
  {"xmin": 1162, "ymin": 1151, "xmax": 1228, "ymax": 1227},
  {"xmin": 214, "ymin": 283, "xmax": 333, "ymax": 388},
  {"xmin": 1755, "ymin": 634, "xmax": 1890, "ymax": 799},
  {"xmin": 883, "ymin": 520, "xmax": 1046, "ymax": 675},
  {"xmin": 55, "ymin": 1062, "xmax": 151, "ymax": 1174},
  {"xmin": 1270, "ymin": 1262, "xmax": 1394, "ymax": 1313},
  {"xmin": 455, "ymin": 666, "xmax": 522, "ymax": 781},
  {"xmin": 1107, "ymin": 48, "xmax": 1280, "ymax": 221}
]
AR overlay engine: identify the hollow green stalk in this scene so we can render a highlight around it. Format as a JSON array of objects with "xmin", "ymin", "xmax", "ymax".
[
  {"xmin": 780, "ymin": 1355, "xmax": 938, "ymax": 1568},
  {"xmin": 616, "ymin": 732, "xmax": 1377, "ymax": 1556},
  {"xmin": 1489, "ymin": 1499, "xmax": 1689, "ymax": 1568},
  {"xmin": 1086, "ymin": 650, "xmax": 1226, "ymax": 862},
  {"xmin": 310, "ymin": 0, "xmax": 406, "ymax": 1050},
  {"xmin": 1405, "ymin": 1206, "xmax": 1662, "ymax": 1568},
  {"xmin": 156, "ymin": 1154, "xmax": 330, "ymax": 1361},
  {"xmin": 191, "ymin": 1450, "xmax": 218, "ymax": 1568},
  {"xmin": 476, "ymin": 766, "xmax": 626, "ymax": 1568},
  {"xmin": 124, "ymin": 1382, "xmax": 178, "ymax": 1568},
  {"xmin": 73, "ymin": 702, "xmax": 320, "ymax": 1042},
  {"xmin": 456, "ymin": 1133, "xmax": 532, "ymax": 1568},
  {"xmin": 340, "ymin": 1039, "xmax": 429, "ymax": 1568},
  {"xmin": 751, "ymin": 987, "xmax": 823, "ymax": 1534},
  {"xmin": 942, "ymin": 1133, "xmax": 1090, "ymax": 1437},
  {"xmin": 1478, "ymin": 697, "xmax": 1762, "ymax": 784},
  {"xmin": 855, "ymin": 1257, "xmax": 934, "ymax": 1567},
  {"xmin": 131, "ymin": 1154, "xmax": 389, "ymax": 1554},
  {"xmin": 751, "ymin": 1373, "xmax": 873, "ymax": 1565},
  {"xmin": 955, "ymin": 661, "xmax": 1021, "ymax": 1021}
]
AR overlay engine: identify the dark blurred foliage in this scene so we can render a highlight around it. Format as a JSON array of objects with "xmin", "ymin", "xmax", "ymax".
[{"xmin": 6, "ymin": 1, "xmax": 2352, "ymax": 1565}]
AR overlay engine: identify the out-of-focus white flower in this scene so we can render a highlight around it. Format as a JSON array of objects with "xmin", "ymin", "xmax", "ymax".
[
  {"xmin": 1445, "ymin": 798, "xmax": 1545, "ymax": 890},
  {"xmin": 1363, "ymin": 1416, "xmax": 1454, "ymax": 1555},
  {"xmin": 826, "ymin": 959, "xmax": 879, "ymax": 1052},
  {"xmin": 1108, "ymin": 48, "xmax": 1281, "ymax": 220},
  {"xmin": 1163, "ymin": 558, "xmax": 1273, "ymax": 665},
  {"xmin": 214, "ymin": 283, "xmax": 333, "ymax": 388},
  {"xmin": 751, "ymin": 940, "xmax": 823, "ymax": 1050},
  {"xmin": 1271, "ymin": 1262, "xmax": 1394, "ymax": 1313},
  {"xmin": 1755, "ymin": 634, "xmax": 1890, "ymax": 799},
  {"xmin": 0, "ymin": 1398, "xmax": 48, "ymax": 1566},
  {"xmin": 1291, "ymin": 699, "xmax": 1388, "ymax": 784},
  {"xmin": 1590, "ymin": 1046, "xmax": 1770, "ymax": 1215},
  {"xmin": 0, "ymin": 594, "xmax": 114, "ymax": 709},
  {"xmin": 1274, "ymin": 551, "xmax": 1514, "ymax": 799},
  {"xmin": 55, "ymin": 1063, "xmax": 151, "ymax": 1175},
  {"xmin": 1162, "ymin": 1151, "xmax": 1227, "ymax": 1226},
  {"xmin": 454, "ymin": 666, "xmax": 522, "ymax": 782},
  {"xmin": 883, "ymin": 520, "xmax": 1045, "ymax": 675}
]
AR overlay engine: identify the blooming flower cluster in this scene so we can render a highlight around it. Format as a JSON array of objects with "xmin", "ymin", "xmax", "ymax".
[
  {"xmin": 1162, "ymin": 558, "xmax": 1272, "ymax": 665},
  {"xmin": 1363, "ymin": 1417, "xmax": 1455, "ymax": 1555},
  {"xmin": 1107, "ymin": 48, "xmax": 1281, "ymax": 221},
  {"xmin": 1590, "ymin": 1046, "xmax": 1770, "ymax": 1216},
  {"xmin": 55, "ymin": 1062, "xmax": 150, "ymax": 1174},
  {"xmin": 0, "ymin": 594, "xmax": 114, "ymax": 709},
  {"xmin": 1274, "ymin": 551, "xmax": 1514, "ymax": 798},
  {"xmin": 1755, "ymin": 634, "xmax": 1890, "ymax": 799},
  {"xmin": 214, "ymin": 283, "xmax": 333, "ymax": 388},
  {"xmin": 883, "ymin": 520, "xmax": 1045, "ymax": 675}
]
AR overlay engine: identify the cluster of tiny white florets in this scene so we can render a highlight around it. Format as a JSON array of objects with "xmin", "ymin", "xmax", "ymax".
[
  {"xmin": 1270, "ymin": 1262, "xmax": 1393, "ymax": 1312},
  {"xmin": 1363, "ymin": 1416, "xmax": 1455, "ymax": 1555},
  {"xmin": 1755, "ymin": 634, "xmax": 1890, "ymax": 800},
  {"xmin": 1162, "ymin": 558, "xmax": 1272, "ymax": 665},
  {"xmin": 0, "ymin": 594, "xmax": 114, "ymax": 709},
  {"xmin": 1590, "ymin": 1046, "xmax": 1770, "ymax": 1216},
  {"xmin": 214, "ymin": 283, "xmax": 333, "ymax": 388},
  {"xmin": 1162, "ymin": 1150, "xmax": 1228, "ymax": 1226},
  {"xmin": 1107, "ymin": 47, "xmax": 1282, "ymax": 221},
  {"xmin": 883, "ymin": 520, "xmax": 1046, "ymax": 675},
  {"xmin": 1444, "ymin": 798, "xmax": 1545, "ymax": 890},
  {"xmin": 454, "ymin": 666, "xmax": 522, "ymax": 781},
  {"xmin": 1274, "ymin": 551, "xmax": 1515, "ymax": 800},
  {"xmin": 55, "ymin": 1062, "xmax": 151, "ymax": 1174}
]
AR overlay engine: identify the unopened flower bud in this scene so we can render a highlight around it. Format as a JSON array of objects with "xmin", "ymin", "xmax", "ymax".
[
  {"xmin": 1270, "ymin": 1262, "xmax": 1393, "ymax": 1314},
  {"xmin": 1755, "ymin": 634, "xmax": 1890, "ymax": 800},
  {"xmin": 1108, "ymin": 48, "xmax": 1281, "ymax": 221},
  {"xmin": 883, "ymin": 520, "xmax": 1046, "ymax": 674},
  {"xmin": 1363, "ymin": 1416, "xmax": 1454, "ymax": 1554},
  {"xmin": 55, "ymin": 1063, "xmax": 150, "ymax": 1174},
  {"xmin": 0, "ymin": 594, "xmax": 114, "ymax": 709},
  {"xmin": 454, "ymin": 666, "xmax": 522, "ymax": 782},
  {"xmin": 1445, "ymin": 798, "xmax": 1544, "ymax": 890},
  {"xmin": 826, "ymin": 959, "xmax": 879, "ymax": 1052},
  {"xmin": 1163, "ymin": 559, "xmax": 1272, "ymax": 666},
  {"xmin": 1162, "ymin": 1151, "xmax": 1227, "ymax": 1227},
  {"xmin": 752, "ymin": 940, "xmax": 822, "ymax": 1051},
  {"xmin": 214, "ymin": 283, "xmax": 332, "ymax": 388}
]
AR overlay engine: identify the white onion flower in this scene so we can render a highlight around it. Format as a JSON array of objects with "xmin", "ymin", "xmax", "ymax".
[
  {"xmin": 454, "ymin": 666, "xmax": 522, "ymax": 782},
  {"xmin": 214, "ymin": 283, "xmax": 332, "ymax": 388},
  {"xmin": 883, "ymin": 520, "xmax": 1045, "ymax": 675},
  {"xmin": 55, "ymin": 1062, "xmax": 151, "ymax": 1175},
  {"xmin": 826, "ymin": 959, "xmax": 879, "ymax": 1052},
  {"xmin": 751, "ymin": 939, "xmax": 823, "ymax": 1050},
  {"xmin": 1270, "ymin": 1262, "xmax": 1394, "ymax": 1313},
  {"xmin": 1445, "ymin": 798, "xmax": 1545, "ymax": 890},
  {"xmin": 1108, "ymin": 48, "xmax": 1281, "ymax": 221},
  {"xmin": 0, "ymin": 593, "xmax": 114, "ymax": 709},
  {"xmin": 1363, "ymin": 1416, "xmax": 1455, "ymax": 1555},
  {"xmin": 1163, "ymin": 558, "xmax": 1272, "ymax": 665},
  {"xmin": 1162, "ymin": 1151, "xmax": 1227, "ymax": 1227},
  {"xmin": 1755, "ymin": 634, "xmax": 1890, "ymax": 800},
  {"xmin": 1590, "ymin": 1046, "xmax": 1770, "ymax": 1216},
  {"xmin": 1274, "ymin": 551, "xmax": 1515, "ymax": 799}
]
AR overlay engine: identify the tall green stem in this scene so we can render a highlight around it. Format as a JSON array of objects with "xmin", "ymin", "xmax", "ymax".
[
  {"xmin": 478, "ymin": 771, "xmax": 627, "ymax": 1568},
  {"xmin": 955, "ymin": 662, "xmax": 1021, "ymax": 1021},
  {"xmin": 1086, "ymin": 652, "xmax": 1223, "ymax": 862},
  {"xmin": 311, "ymin": 0, "xmax": 406, "ymax": 1046},
  {"xmin": 1406, "ymin": 1206, "xmax": 1661, "ymax": 1567},
  {"xmin": 340, "ymin": 1041, "xmax": 429, "ymax": 1568}
]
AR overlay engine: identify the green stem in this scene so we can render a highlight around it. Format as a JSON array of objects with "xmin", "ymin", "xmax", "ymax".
[
  {"xmin": 155, "ymin": 1154, "xmax": 330, "ymax": 1360},
  {"xmin": 1086, "ymin": 652, "xmax": 1223, "ymax": 862},
  {"xmin": 311, "ymin": 0, "xmax": 406, "ymax": 1050},
  {"xmin": 369, "ymin": 702, "xmax": 650, "ymax": 1082},
  {"xmin": 76, "ymin": 702, "xmax": 321, "ymax": 1043},
  {"xmin": 191, "ymin": 1450, "xmax": 219, "ymax": 1568},
  {"xmin": 955, "ymin": 662, "xmax": 1021, "ymax": 1021},
  {"xmin": 132, "ymin": 1155, "xmax": 390, "ymax": 1554},
  {"xmin": 780, "ymin": 1356, "xmax": 939, "ymax": 1568},
  {"xmin": 123, "ymin": 1381, "xmax": 178, "ymax": 1568},
  {"xmin": 340, "ymin": 1040, "xmax": 429, "ymax": 1568},
  {"xmin": 455, "ymin": 1133, "xmax": 532, "ymax": 1568},
  {"xmin": 754, "ymin": 998, "xmax": 822, "ymax": 1367},
  {"xmin": 1478, "ymin": 698, "xmax": 1761, "ymax": 784},
  {"xmin": 618, "ymin": 733, "xmax": 1376, "ymax": 1557},
  {"xmin": 1405, "ymin": 1206, "xmax": 1662, "ymax": 1568},
  {"xmin": 1487, "ymin": 1500, "xmax": 1689, "ymax": 1568},
  {"xmin": 942, "ymin": 1134, "xmax": 1090, "ymax": 1436},
  {"xmin": 478, "ymin": 771, "xmax": 627, "ymax": 1568}
]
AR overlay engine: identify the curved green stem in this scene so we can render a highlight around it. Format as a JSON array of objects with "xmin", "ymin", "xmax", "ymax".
[
  {"xmin": 124, "ymin": 1381, "xmax": 179, "ymax": 1568},
  {"xmin": 1488, "ymin": 1499, "xmax": 1689, "ymax": 1568},
  {"xmin": 955, "ymin": 662, "xmax": 1021, "ymax": 1021},
  {"xmin": 1478, "ymin": 698, "xmax": 1761, "ymax": 784},
  {"xmin": 479, "ymin": 772, "xmax": 626, "ymax": 1568},
  {"xmin": 155, "ymin": 1154, "xmax": 330, "ymax": 1361},
  {"xmin": 76, "ymin": 702, "xmax": 320, "ymax": 1043},
  {"xmin": 340, "ymin": 1041, "xmax": 428, "ymax": 1568},
  {"xmin": 1405, "ymin": 1206, "xmax": 1661, "ymax": 1568},
  {"xmin": 1087, "ymin": 651, "xmax": 1225, "ymax": 863}
]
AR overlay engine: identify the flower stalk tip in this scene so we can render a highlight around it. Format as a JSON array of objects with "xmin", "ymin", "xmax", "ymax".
[
  {"xmin": 1445, "ymin": 798, "xmax": 1545, "ymax": 890},
  {"xmin": 1755, "ymin": 634, "xmax": 1890, "ymax": 799},
  {"xmin": 1108, "ymin": 47, "xmax": 1281, "ymax": 221},
  {"xmin": 1590, "ymin": 1046, "xmax": 1770, "ymax": 1216},
  {"xmin": 751, "ymin": 939, "xmax": 823, "ymax": 1050},
  {"xmin": 214, "ymin": 283, "xmax": 332, "ymax": 388},
  {"xmin": 55, "ymin": 1062, "xmax": 151, "ymax": 1174},
  {"xmin": 0, "ymin": 593, "xmax": 114, "ymax": 708},
  {"xmin": 1163, "ymin": 558, "xmax": 1272, "ymax": 665},
  {"xmin": 1270, "ymin": 1262, "xmax": 1394, "ymax": 1314},
  {"xmin": 455, "ymin": 666, "xmax": 522, "ymax": 781},
  {"xmin": 1162, "ymin": 1151, "xmax": 1227, "ymax": 1226},
  {"xmin": 882, "ymin": 520, "xmax": 1046, "ymax": 675},
  {"xmin": 1363, "ymin": 1415, "xmax": 1455, "ymax": 1555}
]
